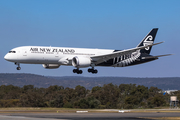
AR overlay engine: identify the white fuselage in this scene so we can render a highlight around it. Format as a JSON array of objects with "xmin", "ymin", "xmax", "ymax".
[{"xmin": 4, "ymin": 46, "xmax": 114, "ymax": 65}]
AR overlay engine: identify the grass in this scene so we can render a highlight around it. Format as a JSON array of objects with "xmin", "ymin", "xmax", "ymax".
[{"xmin": 0, "ymin": 107, "xmax": 179, "ymax": 113}]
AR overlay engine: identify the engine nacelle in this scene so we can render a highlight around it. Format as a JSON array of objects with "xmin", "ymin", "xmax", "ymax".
[
  {"xmin": 72, "ymin": 56, "xmax": 91, "ymax": 68},
  {"xmin": 42, "ymin": 64, "xmax": 60, "ymax": 69}
]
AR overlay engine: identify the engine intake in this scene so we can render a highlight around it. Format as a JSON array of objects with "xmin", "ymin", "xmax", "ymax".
[
  {"xmin": 42, "ymin": 64, "xmax": 60, "ymax": 69},
  {"xmin": 72, "ymin": 56, "xmax": 91, "ymax": 68}
]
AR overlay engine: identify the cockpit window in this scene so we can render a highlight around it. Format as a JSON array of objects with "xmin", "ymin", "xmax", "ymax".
[{"xmin": 9, "ymin": 51, "xmax": 16, "ymax": 53}]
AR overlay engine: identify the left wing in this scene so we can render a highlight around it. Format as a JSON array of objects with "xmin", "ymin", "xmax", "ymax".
[{"xmin": 91, "ymin": 42, "xmax": 163, "ymax": 65}]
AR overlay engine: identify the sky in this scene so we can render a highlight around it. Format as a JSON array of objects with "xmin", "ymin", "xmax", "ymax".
[{"xmin": 0, "ymin": 0, "xmax": 179, "ymax": 77}]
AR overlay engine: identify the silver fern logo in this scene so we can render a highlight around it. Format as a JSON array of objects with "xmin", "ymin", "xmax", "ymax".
[
  {"xmin": 143, "ymin": 35, "xmax": 153, "ymax": 50},
  {"xmin": 113, "ymin": 50, "xmax": 141, "ymax": 67}
]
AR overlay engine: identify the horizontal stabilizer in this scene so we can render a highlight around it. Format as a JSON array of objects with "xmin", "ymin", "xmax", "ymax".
[{"xmin": 142, "ymin": 54, "xmax": 173, "ymax": 60}]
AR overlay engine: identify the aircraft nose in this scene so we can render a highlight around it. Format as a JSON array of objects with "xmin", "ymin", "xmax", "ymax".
[
  {"xmin": 4, "ymin": 53, "xmax": 10, "ymax": 61},
  {"xmin": 4, "ymin": 52, "xmax": 18, "ymax": 62},
  {"xmin": 4, "ymin": 54, "xmax": 8, "ymax": 60}
]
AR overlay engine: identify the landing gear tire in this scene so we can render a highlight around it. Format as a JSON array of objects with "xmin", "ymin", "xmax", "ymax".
[
  {"xmin": 73, "ymin": 69, "xmax": 83, "ymax": 74},
  {"xmin": 17, "ymin": 67, "xmax": 21, "ymax": 70},
  {"xmin": 77, "ymin": 70, "xmax": 83, "ymax": 74},
  {"xmin": 88, "ymin": 68, "xmax": 93, "ymax": 73},
  {"xmin": 73, "ymin": 69, "xmax": 78, "ymax": 73},
  {"xmin": 92, "ymin": 69, "xmax": 98, "ymax": 74},
  {"xmin": 88, "ymin": 68, "xmax": 98, "ymax": 74}
]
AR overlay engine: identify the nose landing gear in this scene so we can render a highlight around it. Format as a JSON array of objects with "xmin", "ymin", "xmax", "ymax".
[{"xmin": 15, "ymin": 62, "xmax": 21, "ymax": 70}]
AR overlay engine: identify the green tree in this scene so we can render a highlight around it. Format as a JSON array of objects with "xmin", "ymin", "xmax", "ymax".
[
  {"xmin": 49, "ymin": 94, "xmax": 64, "ymax": 107},
  {"xmin": 92, "ymin": 83, "xmax": 119, "ymax": 108},
  {"xmin": 149, "ymin": 86, "xmax": 161, "ymax": 97},
  {"xmin": 74, "ymin": 85, "xmax": 87, "ymax": 99},
  {"xmin": 148, "ymin": 94, "xmax": 165, "ymax": 107},
  {"xmin": 87, "ymin": 96, "xmax": 101, "ymax": 108},
  {"xmin": 91, "ymin": 86, "xmax": 101, "ymax": 93},
  {"xmin": 20, "ymin": 91, "xmax": 47, "ymax": 107}
]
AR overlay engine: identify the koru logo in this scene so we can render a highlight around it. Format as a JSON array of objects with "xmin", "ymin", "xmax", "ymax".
[{"xmin": 143, "ymin": 35, "xmax": 153, "ymax": 50}]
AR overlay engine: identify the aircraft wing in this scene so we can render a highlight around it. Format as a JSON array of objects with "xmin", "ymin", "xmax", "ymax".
[{"xmin": 91, "ymin": 42, "xmax": 164, "ymax": 65}]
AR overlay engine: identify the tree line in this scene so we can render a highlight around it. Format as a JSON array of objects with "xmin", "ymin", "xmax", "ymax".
[{"xmin": 0, "ymin": 84, "xmax": 179, "ymax": 109}]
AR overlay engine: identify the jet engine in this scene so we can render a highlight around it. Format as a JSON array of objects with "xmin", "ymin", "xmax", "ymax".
[
  {"xmin": 72, "ymin": 56, "xmax": 91, "ymax": 68},
  {"xmin": 42, "ymin": 64, "xmax": 60, "ymax": 69}
]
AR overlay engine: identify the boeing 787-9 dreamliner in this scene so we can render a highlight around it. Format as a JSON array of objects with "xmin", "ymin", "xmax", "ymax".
[{"xmin": 4, "ymin": 28, "xmax": 171, "ymax": 74}]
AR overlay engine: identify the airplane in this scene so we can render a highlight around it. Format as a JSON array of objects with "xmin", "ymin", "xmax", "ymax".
[{"xmin": 4, "ymin": 28, "xmax": 171, "ymax": 74}]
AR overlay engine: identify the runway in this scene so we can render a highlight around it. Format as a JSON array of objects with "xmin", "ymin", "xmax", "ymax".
[{"xmin": 0, "ymin": 112, "xmax": 180, "ymax": 120}]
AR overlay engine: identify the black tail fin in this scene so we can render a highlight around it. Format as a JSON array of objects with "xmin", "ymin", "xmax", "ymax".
[{"xmin": 137, "ymin": 28, "xmax": 158, "ymax": 54}]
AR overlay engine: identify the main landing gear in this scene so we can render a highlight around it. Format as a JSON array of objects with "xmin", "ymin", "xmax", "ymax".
[
  {"xmin": 15, "ymin": 62, "xmax": 21, "ymax": 70},
  {"xmin": 73, "ymin": 69, "xmax": 83, "ymax": 74},
  {"xmin": 73, "ymin": 68, "xmax": 98, "ymax": 74},
  {"xmin": 88, "ymin": 68, "xmax": 98, "ymax": 74}
]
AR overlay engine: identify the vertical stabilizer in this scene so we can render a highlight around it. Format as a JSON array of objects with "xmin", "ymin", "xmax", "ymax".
[{"xmin": 137, "ymin": 28, "xmax": 158, "ymax": 54}]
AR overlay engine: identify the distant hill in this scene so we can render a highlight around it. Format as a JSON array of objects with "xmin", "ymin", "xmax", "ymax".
[{"xmin": 0, "ymin": 73, "xmax": 180, "ymax": 90}]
